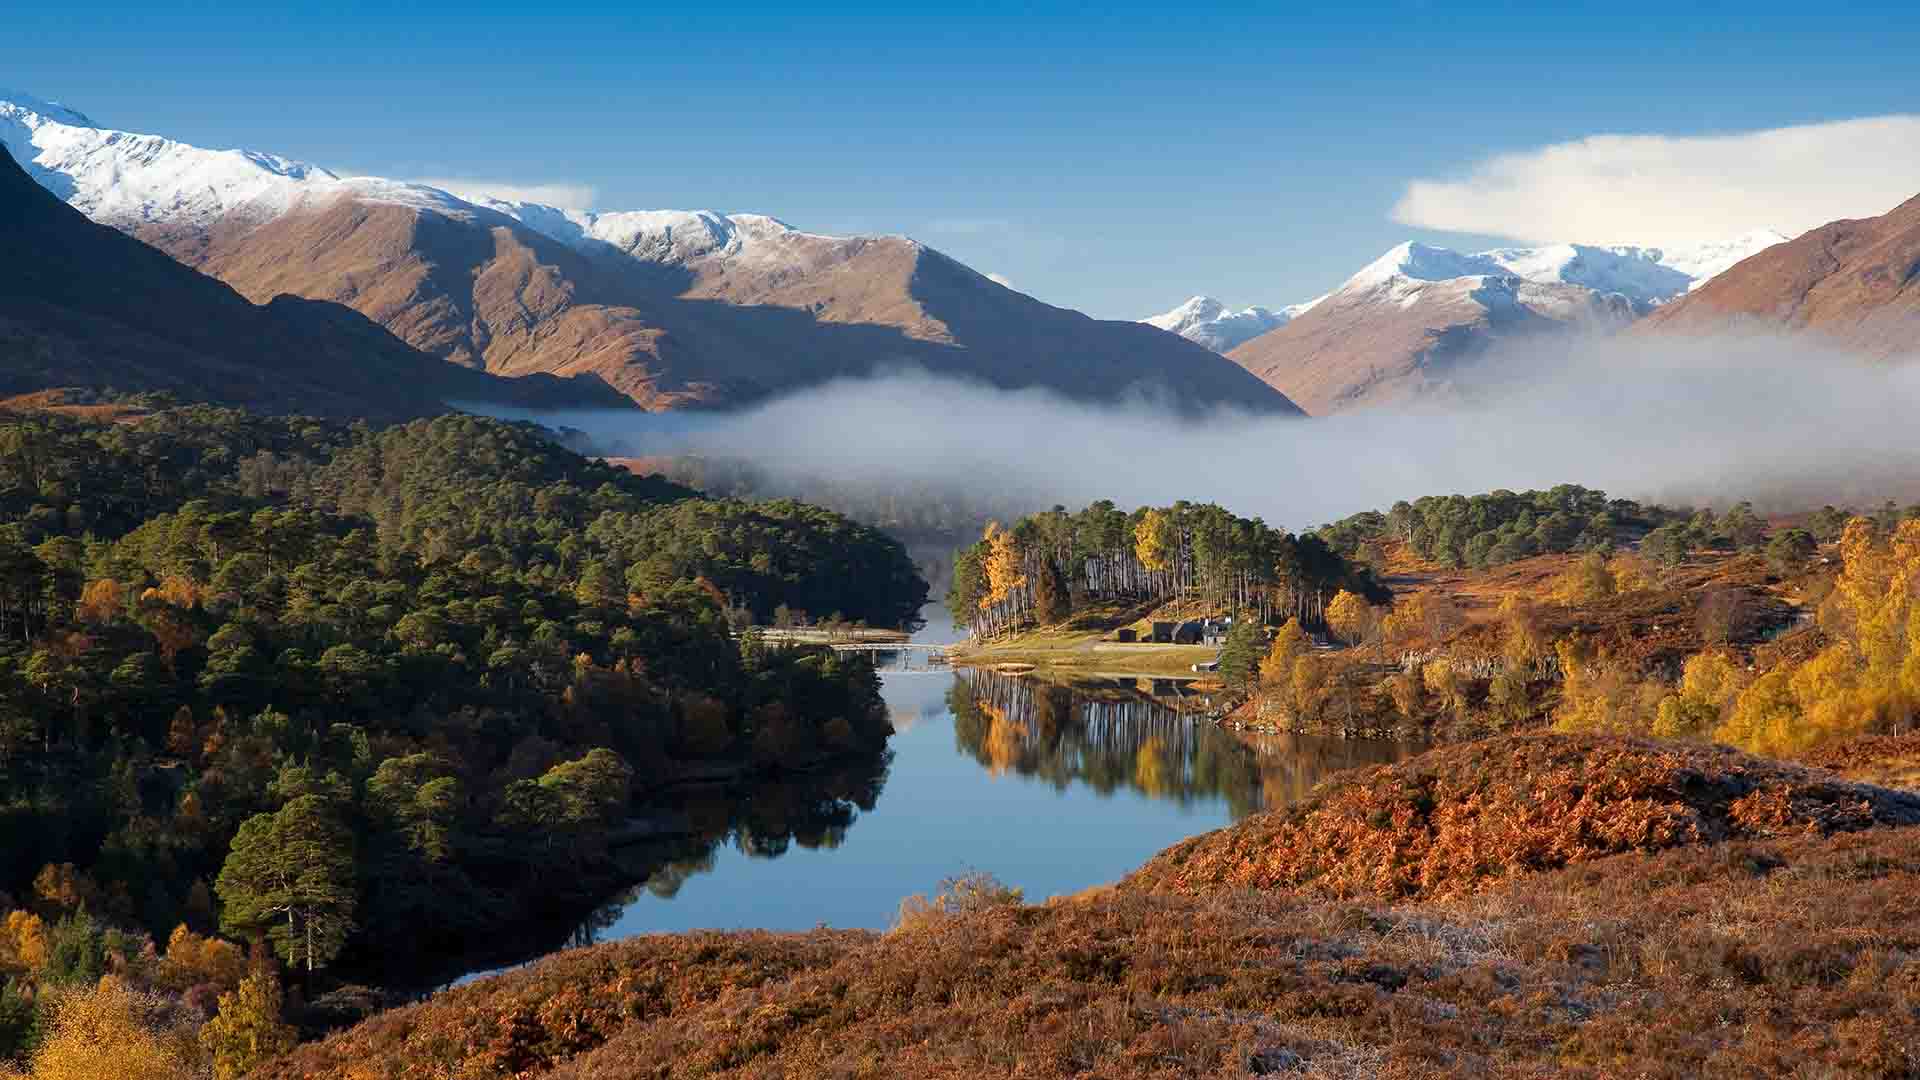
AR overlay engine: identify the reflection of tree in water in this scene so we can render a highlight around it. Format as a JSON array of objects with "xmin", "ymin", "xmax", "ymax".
[
  {"xmin": 571, "ymin": 753, "xmax": 891, "ymax": 947},
  {"xmin": 644, "ymin": 853, "xmax": 717, "ymax": 899},
  {"xmin": 950, "ymin": 671, "xmax": 1416, "ymax": 819}
]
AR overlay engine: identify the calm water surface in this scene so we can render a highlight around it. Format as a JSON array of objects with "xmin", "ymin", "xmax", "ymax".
[{"xmin": 589, "ymin": 608, "xmax": 1417, "ymax": 939}]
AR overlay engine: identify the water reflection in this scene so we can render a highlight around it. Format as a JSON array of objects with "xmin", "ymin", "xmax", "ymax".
[
  {"xmin": 562, "ymin": 753, "xmax": 891, "ymax": 950},
  {"xmin": 949, "ymin": 670, "xmax": 1417, "ymax": 820},
  {"xmin": 561, "ymin": 668, "xmax": 1419, "ymax": 954}
]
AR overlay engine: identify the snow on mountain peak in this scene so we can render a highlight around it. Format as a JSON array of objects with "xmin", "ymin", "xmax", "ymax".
[
  {"xmin": 0, "ymin": 91, "xmax": 95, "ymax": 129},
  {"xmin": 1476, "ymin": 243, "xmax": 1692, "ymax": 305},
  {"xmin": 1335, "ymin": 232, "xmax": 1780, "ymax": 310},
  {"xmin": 1145, "ymin": 296, "xmax": 1229, "ymax": 327},
  {"xmin": 1, "ymin": 89, "xmax": 882, "ymax": 280},
  {"xmin": 1144, "ymin": 296, "xmax": 1291, "ymax": 353},
  {"xmin": 1345, "ymin": 241, "xmax": 1509, "ymax": 293},
  {"xmin": 1646, "ymin": 229, "xmax": 1792, "ymax": 287}
]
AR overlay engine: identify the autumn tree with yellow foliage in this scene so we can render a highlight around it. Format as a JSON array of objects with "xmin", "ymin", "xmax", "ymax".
[
  {"xmin": 4, "ymin": 977, "xmax": 203, "ymax": 1080},
  {"xmin": 1133, "ymin": 509, "xmax": 1175, "ymax": 575},
  {"xmin": 982, "ymin": 522, "xmax": 1026, "ymax": 607},
  {"xmin": 1381, "ymin": 592, "xmax": 1464, "ymax": 647},
  {"xmin": 1653, "ymin": 650, "xmax": 1748, "ymax": 738},
  {"xmin": 1325, "ymin": 589, "xmax": 1377, "ymax": 645},
  {"xmin": 1258, "ymin": 620, "xmax": 1310, "ymax": 688},
  {"xmin": 0, "ymin": 913, "xmax": 46, "ymax": 974},
  {"xmin": 199, "ymin": 970, "xmax": 296, "ymax": 1080},
  {"xmin": 1717, "ymin": 518, "xmax": 1920, "ymax": 755},
  {"xmin": 1552, "ymin": 637, "xmax": 1662, "ymax": 735}
]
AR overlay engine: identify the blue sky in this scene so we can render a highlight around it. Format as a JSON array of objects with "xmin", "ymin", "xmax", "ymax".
[{"xmin": 8, "ymin": 2, "xmax": 1918, "ymax": 317}]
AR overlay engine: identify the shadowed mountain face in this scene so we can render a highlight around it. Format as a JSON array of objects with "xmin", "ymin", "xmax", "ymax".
[
  {"xmin": 1635, "ymin": 193, "xmax": 1920, "ymax": 359},
  {"xmin": 0, "ymin": 147, "xmax": 626, "ymax": 418},
  {"xmin": 134, "ymin": 197, "xmax": 1301, "ymax": 415}
]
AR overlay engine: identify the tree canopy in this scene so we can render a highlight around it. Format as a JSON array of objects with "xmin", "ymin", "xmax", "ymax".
[{"xmin": 947, "ymin": 500, "xmax": 1385, "ymax": 638}]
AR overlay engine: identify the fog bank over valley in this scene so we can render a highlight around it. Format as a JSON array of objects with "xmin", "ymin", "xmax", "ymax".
[{"xmin": 474, "ymin": 332, "xmax": 1920, "ymax": 530}]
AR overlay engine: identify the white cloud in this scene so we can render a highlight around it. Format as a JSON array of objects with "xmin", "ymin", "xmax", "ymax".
[
  {"xmin": 410, "ymin": 178, "xmax": 599, "ymax": 210},
  {"xmin": 986, "ymin": 272, "xmax": 1016, "ymax": 289},
  {"xmin": 1393, "ymin": 116, "xmax": 1920, "ymax": 246}
]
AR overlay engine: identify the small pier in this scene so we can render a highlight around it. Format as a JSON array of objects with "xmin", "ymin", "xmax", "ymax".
[{"xmin": 828, "ymin": 642, "xmax": 948, "ymax": 663}]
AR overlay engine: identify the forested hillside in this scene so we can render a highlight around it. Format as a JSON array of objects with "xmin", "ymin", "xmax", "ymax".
[
  {"xmin": 0, "ymin": 405, "xmax": 927, "ymax": 1066},
  {"xmin": 1312, "ymin": 484, "xmax": 1690, "ymax": 570}
]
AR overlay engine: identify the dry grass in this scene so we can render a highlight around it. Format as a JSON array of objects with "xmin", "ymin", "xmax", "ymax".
[
  {"xmin": 0, "ymin": 388, "xmax": 151, "ymax": 424},
  {"xmin": 1127, "ymin": 733, "xmax": 1920, "ymax": 901},
  {"xmin": 254, "ymin": 827, "xmax": 1920, "ymax": 1079},
  {"xmin": 1801, "ymin": 733, "xmax": 1920, "ymax": 791},
  {"xmin": 253, "ymin": 733, "xmax": 1920, "ymax": 1079}
]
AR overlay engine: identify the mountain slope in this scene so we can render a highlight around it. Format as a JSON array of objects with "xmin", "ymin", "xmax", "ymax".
[
  {"xmin": 1220, "ymin": 234, "xmax": 1789, "ymax": 413},
  {"xmin": 1635, "ymin": 195, "xmax": 1920, "ymax": 359},
  {"xmin": 0, "ymin": 144, "xmax": 619, "ymax": 418},
  {"xmin": 1225, "ymin": 246, "xmax": 1640, "ymax": 414},
  {"xmin": 4, "ymin": 93, "xmax": 1300, "ymax": 414}
]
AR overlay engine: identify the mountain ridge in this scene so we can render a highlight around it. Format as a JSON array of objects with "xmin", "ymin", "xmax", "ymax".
[
  {"xmin": 0, "ymin": 142, "xmax": 622, "ymax": 418},
  {"xmin": 1206, "ymin": 230, "xmax": 1790, "ymax": 413},
  {"xmin": 1145, "ymin": 231, "xmax": 1789, "ymax": 358},
  {"xmin": 1634, "ymin": 194, "xmax": 1920, "ymax": 359},
  {"xmin": 3, "ymin": 92, "xmax": 1301, "ymax": 415}
]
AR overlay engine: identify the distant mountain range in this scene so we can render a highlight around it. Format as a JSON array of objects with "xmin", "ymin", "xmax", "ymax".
[
  {"xmin": 1144, "ymin": 233, "xmax": 1791, "ymax": 414},
  {"xmin": 7, "ymin": 88, "xmax": 1910, "ymax": 424},
  {"xmin": 0, "ymin": 136, "xmax": 621, "ymax": 419},
  {"xmin": 1, "ymin": 91, "xmax": 1300, "ymax": 415}
]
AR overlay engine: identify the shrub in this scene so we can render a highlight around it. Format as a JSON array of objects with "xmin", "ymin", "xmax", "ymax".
[{"xmin": 893, "ymin": 872, "xmax": 1024, "ymax": 935}]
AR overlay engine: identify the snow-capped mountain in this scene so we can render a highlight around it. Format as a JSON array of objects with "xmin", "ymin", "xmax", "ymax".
[
  {"xmin": 1221, "ymin": 231, "xmax": 1792, "ymax": 415},
  {"xmin": 1, "ymin": 90, "xmax": 1297, "ymax": 414},
  {"xmin": 0, "ymin": 129, "xmax": 621, "ymax": 419},
  {"xmin": 0, "ymin": 93, "xmax": 470, "ymax": 227},
  {"xmin": 1142, "ymin": 296, "xmax": 1324, "ymax": 353},
  {"xmin": 1645, "ymin": 230, "xmax": 1795, "ymax": 286},
  {"xmin": 1149, "ymin": 232, "xmax": 1788, "ymax": 357},
  {"xmin": 1336, "ymin": 238, "xmax": 1775, "ymax": 309},
  {"xmin": 0, "ymin": 94, "xmax": 874, "ymax": 273}
]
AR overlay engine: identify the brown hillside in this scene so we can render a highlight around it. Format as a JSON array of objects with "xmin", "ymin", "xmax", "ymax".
[
  {"xmin": 1636, "ymin": 192, "xmax": 1920, "ymax": 358},
  {"xmin": 137, "ymin": 198, "xmax": 1301, "ymax": 413},
  {"xmin": 1125, "ymin": 733, "xmax": 1920, "ymax": 901},
  {"xmin": 1227, "ymin": 278, "xmax": 1630, "ymax": 415},
  {"xmin": 0, "ymin": 147, "xmax": 624, "ymax": 418},
  {"xmin": 254, "ymin": 817, "xmax": 1920, "ymax": 1078}
]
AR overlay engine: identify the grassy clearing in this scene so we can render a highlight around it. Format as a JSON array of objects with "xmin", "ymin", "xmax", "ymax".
[
  {"xmin": 947, "ymin": 599, "xmax": 1223, "ymax": 677},
  {"xmin": 949, "ymin": 638, "xmax": 1220, "ymax": 678}
]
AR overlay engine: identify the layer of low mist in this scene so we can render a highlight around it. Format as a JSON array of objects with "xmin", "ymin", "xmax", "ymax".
[{"xmin": 470, "ymin": 331, "xmax": 1920, "ymax": 532}]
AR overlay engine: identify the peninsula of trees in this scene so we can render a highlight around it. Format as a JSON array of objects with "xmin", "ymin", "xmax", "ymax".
[{"xmin": 945, "ymin": 501, "xmax": 1386, "ymax": 640}]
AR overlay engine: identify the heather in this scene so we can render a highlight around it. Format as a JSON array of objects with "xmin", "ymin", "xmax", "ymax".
[
  {"xmin": 252, "ymin": 815, "xmax": 1920, "ymax": 1079},
  {"xmin": 1124, "ymin": 733, "xmax": 1920, "ymax": 900}
]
